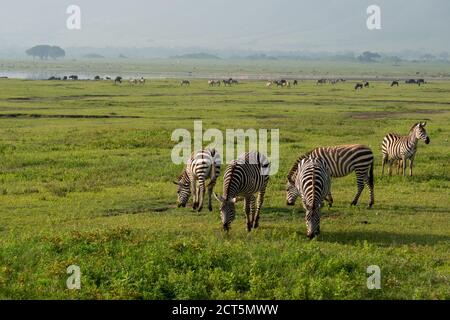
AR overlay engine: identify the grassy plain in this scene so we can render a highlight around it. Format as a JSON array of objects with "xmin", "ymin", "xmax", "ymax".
[{"xmin": 0, "ymin": 77, "xmax": 449, "ymax": 299}]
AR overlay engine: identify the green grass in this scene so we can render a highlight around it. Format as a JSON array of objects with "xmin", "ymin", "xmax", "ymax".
[{"xmin": 0, "ymin": 78, "xmax": 449, "ymax": 299}]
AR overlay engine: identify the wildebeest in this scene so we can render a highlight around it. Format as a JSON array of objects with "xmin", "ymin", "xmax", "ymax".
[
  {"xmin": 69, "ymin": 75, "xmax": 78, "ymax": 80},
  {"xmin": 317, "ymin": 78, "xmax": 327, "ymax": 85},
  {"xmin": 181, "ymin": 80, "xmax": 190, "ymax": 86},
  {"xmin": 417, "ymin": 79, "xmax": 425, "ymax": 86},
  {"xmin": 391, "ymin": 80, "xmax": 399, "ymax": 87},
  {"xmin": 222, "ymin": 79, "xmax": 232, "ymax": 86},
  {"xmin": 293, "ymin": 80, "xmax": 298, "ymax": 86},
  {"xmin": 405, "ymin": 79, "xmax": 417, "ymax": 84},
  {"xmin": 48, "ymin": 76, "xmax": 61, "ymax": 81},
  {"xmin": 94, "ymin": 76, "xmax": 101, "ymax": 81},
  {"xmin": 355, "ymin": 83, "xmax": 363, "ymax": 90},
  {"xmin": 114, "ymin": 76, "xmax": 122, "ymax": 84},
  {"xmin": 364, "ymin": 81, "xmax": 370, "ymax": 87},
  {"xmin": 63, "ymin": 76, "xmax": 68, "ymax": 80}
]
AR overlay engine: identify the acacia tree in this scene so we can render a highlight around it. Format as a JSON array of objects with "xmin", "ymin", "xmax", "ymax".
[{"xmin": 26, "ymin": 45, "xmax": 65, "ymax": 60}]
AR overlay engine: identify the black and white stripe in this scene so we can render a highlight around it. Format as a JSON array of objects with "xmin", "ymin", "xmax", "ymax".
[
  {"xmin": 214, "ymin": 151, "xmax": 270, "ymax": 232},
  {"xmin": 174, "ymin": 148, "xmax": 221, "ymax": 212},
  {"xmin": 294, "ymin": 157, "xmax": 331, "ymax": 239},
  {"xmin": 381, "ymin": 122, "xmax": 430, "ymax": 176},
  {"xmin": 287, "ymin": 144, "xmax": 374, "ymax": 207}
]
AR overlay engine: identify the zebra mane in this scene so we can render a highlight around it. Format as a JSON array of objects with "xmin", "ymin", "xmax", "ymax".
[
  {"xmin": 287, "ymin": 150, "xmax": 313, "ymax": 182},
  {"xmin": 311, "ymin": 159, "xmax": 316, "ymax": 210},
  {"xmin": 178, "ymin": 168, "xmax": 189, "ymax": 183},
  {"xmin": 410, "ymin": 122, "xmax": 421, "ymax": 132}
]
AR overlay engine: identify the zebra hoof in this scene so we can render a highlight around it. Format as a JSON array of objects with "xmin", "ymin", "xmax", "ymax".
[
  {"xmin": 193, "ymin": 202, "xmax": 199, "ymax": 210},
  {"xmin": 351, "ymin": 201, "xmax": 357, "ymax": 206},
  {"xmin": 247, "ymin": 223, "xmax": 252, "ymax": 232},
  {"xmin": 197, "ymin": 206, "xmax": 203, "ymax": 212},
  {"xmin": 208, "ymin": 206, "xmax": 213, "ymax": 212}
]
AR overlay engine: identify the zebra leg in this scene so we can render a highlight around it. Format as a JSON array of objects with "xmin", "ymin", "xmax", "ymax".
[
  {"xmin": 402, "ymin": 156, "xmax": 407, "ymax": 177},
  {"xmin": 351, "ymin": 171, "xmax": 365, "ymax": 206},
  {"xmin": 244, "ymin": 195, "xmax": 254, "ymax": 232},
  {"xmin": 191, "ymin": 180, "xmax": 198, "ymax": 210},
  {"xmin": 325, "ymin": 193, "xmax": 333, "ymax": 208},
  {"xmin": 409, "ymin": 155, "xmax": 415, "ymax": 176},
  {"xmin": 253, "ymin": 191, "xmax": 265, "ymax": 229},
  {"xmin": 381, "ymin": 154, "xmax": 388, "ymax": 176},
  {"xmin": 388, "ymin": 159, "xmax": 394, "ymax": 176},
  {"xmin": 207, "ymin": 181, "xmax": 215, "ymax": 211},
  {"xmin": 197, "ymin": 179, "xmax": 206, "ymax": 212}
]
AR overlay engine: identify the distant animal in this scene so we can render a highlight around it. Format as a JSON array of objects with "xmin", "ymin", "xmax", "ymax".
[
  {"xmin": 364, "ymin": 81, "xmax": 370, "ymax": 87},
  {"xmin": 69, "ymin": 75, "xmax": 78, "ymax": 80},
  {"xmin": 48, "ymin": 76, "xmax": 61, "ymax": 81},
  {"xmin": 317, "ymin": 79, "xmax": 327, "ymax": 85},
  {"xmin": 417, "ymin": 79, "xmax": 425, "ymax": 86},
  {"xmin": 266, "ymin": 81, "xmax": 272, "ymax": 87},
  {"xmin": 287, "ymin": 144, "xmax": 374, "ymax": 208},
  {"xmin": 214, "ymin": 151, "xmax": 270, "ymax": 232},
  {"xmin": 355, "ymin": 83, "xmax": 363, "ymax": 90},
  {"xmin": 208, "ymin": 80, "xmax": 220, "ymax": 86},
  {"xmin": 292, "ymin": 157, "xmax": 332, "ymax": 239},
  {"xmin": 139, "ymin": 77, "xmax": 145, "ymax": 85},
  {"xmin": 391, "ymin": 80, "xmax": 399, "ymax": 87},
  {"xmin": 222, "ymin": 79, "xmax": 232, "ymax": 86},
  {"xmin": 381, "ymin": 122, "xmax": 430, "ymax": 176},
  {"xmin": 63, "ymin": 76, "xmax": 68, "ymax": 80},
  {"xmin": 94, "ymin": 76, "xmax": 101, "ymax": 80},
  {"xmin": 174, "ymin": 148, "xmax": 221, "ymax": 212},
  {"xmin": 129, "ymin": 78, "xmax": 138, "ymax": 85},
  {"xmin": 180, "ymin": 80, "xmax": 190, "ymax": 86},
  {"xmin": 105, "ymin": 76, "xmax": 111, "ymax": 80},
  {"xmin": 293, "ymin": 80, "xmax": 298, "ymax": 86},
  {"xmin": 114, "ymin": 76, "xmax": 122, "ymax": 84},
  {"xmin": 405, "ymin": 79, "xmax": 417, "ymax": 84},
  {"xmin": 231, "ymin": 79, "xmax": 239, "ymax": 84}
]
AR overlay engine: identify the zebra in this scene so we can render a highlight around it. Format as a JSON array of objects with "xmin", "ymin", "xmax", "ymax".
[
  {"xmin": 391, "ymin": 80, "xmax": 399, "ymax": 87},
  {"xmin": 214, "ymin": 151, "xmax": 270, "ymax": 232},
  {"xmin": 381, "ymin": 122, "xmax": 430, "ymax": 176},
  {"xmin": 286, "ymin": 144, "xmax": 374, "ymax": 208},
  {"xmin": 293, "ymin": 157, "xmax": 331, "ymax": 239},
  {"xmin": 173, "ymin": 148, "xmax": 221, "ymax": 212},
  {"xmin": 355, "ymin": 83, "xmax": 363, "ymax": 90}
]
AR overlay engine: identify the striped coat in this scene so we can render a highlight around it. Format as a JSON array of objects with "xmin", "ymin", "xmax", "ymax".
[
  {"xmin": 214, "ymin": 151, "xmax": 270, "ymax": 231},
  {"xmin": 287, "ymin": 144, "xmax": 374, "ymax": 207},
  {"xmin": 295, "ymin": 157, "xmax": 331, "ymax": 239},
  {"xmin": 381, "ymin": 122, "xmax": 430, "ymax": 176},
  {"xmin": 174, "ymin": 148, "xmax": 221, "ymax": 212}
]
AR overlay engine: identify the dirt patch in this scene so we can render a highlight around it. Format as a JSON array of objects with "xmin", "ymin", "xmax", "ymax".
[{"xmin": 0, "ymin": 113, "xmax": 141, "ymax": 119}]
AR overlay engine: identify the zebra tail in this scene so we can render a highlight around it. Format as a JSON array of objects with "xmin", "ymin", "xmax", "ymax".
[{"xmin": 368, "ymin": 161, "xmax": 374, "ymax": 186}]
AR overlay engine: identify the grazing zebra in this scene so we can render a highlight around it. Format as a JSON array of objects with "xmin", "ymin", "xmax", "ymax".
[
  {"xmin": 214, "ymin": 151, "xmax": 270, "ymax": 232},
  {"xmin": 391, "ymin": 80, "xmax": 399, "ymax": 87},
  {"xmin": 294, "ymin": 157, "xmax": 331, "ymax": 239},
  {"xmin": 174, "ymin": 149, "xmax": 221, "ymax": 212},
  {"xmin": 381, "ymin": 122, "xmax": 430, "ymax": 176},
  {"xmin": 364, "ymin": 81, "xmax": 369, "ymax": 87},
  {"xmin": 222, "ymin": 79, "xmax": 232, "ymax": 86},
  {"xmin": 355, "ymin": 83, "xmax": 363, "ymax": 90},
  {"xmin": 180, "ymin": 80, "xmax": 190, "ymax": 86},
  {"xmin": 266, "ymin": 81, "xmax": 272, "ymax": 87},
  {"xmin": 139, "ymin": 77, "xmax": 145, "ymax": 85},
  {"xmin": 287, "ymin": 144, "xmax": 374, "ymax": 208}
]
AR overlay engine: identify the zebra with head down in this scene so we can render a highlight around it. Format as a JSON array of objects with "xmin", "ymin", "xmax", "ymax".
[
  {"xmin": 293, "ymin": 157, "xmax": 331, "ymax": 239},
  {"xmin": 214, "ymin": 151, "xmax": 270, "ymax": 232}
]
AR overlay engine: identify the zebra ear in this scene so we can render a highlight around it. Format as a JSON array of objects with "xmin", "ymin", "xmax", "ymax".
[{"xmin": 421, "ymin": 122, "xmax": 427, "ymax": 127}]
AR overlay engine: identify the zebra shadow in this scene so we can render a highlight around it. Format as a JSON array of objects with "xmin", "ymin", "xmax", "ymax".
[{"xmin": 321, "ymin": 230, "xmax": 449, "ymax": 246}]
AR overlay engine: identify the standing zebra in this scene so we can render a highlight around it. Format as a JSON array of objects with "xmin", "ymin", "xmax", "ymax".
[
  {"xmin": 293, "ymin": 157, "xmax": 331, "ymax": 239},
  {"xmin": 214, "ymin": 151, "xmax": 270, "ymax": 232},
  {"xmin": 381, "ymin": 122, "xmax": 430, "ymax": 176},
  {"xmin": 174, "ymin": 148, "xmax": 221, "ymax": 212},
  {"xmin": 286, "ymin": 144, "xmax": 374, "ymax": 208}
]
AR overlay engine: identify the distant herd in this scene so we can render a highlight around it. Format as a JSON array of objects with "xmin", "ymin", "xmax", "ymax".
[{"xmin": 41, "ymin": 75, "xmax": 429, "ymax": 90}]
